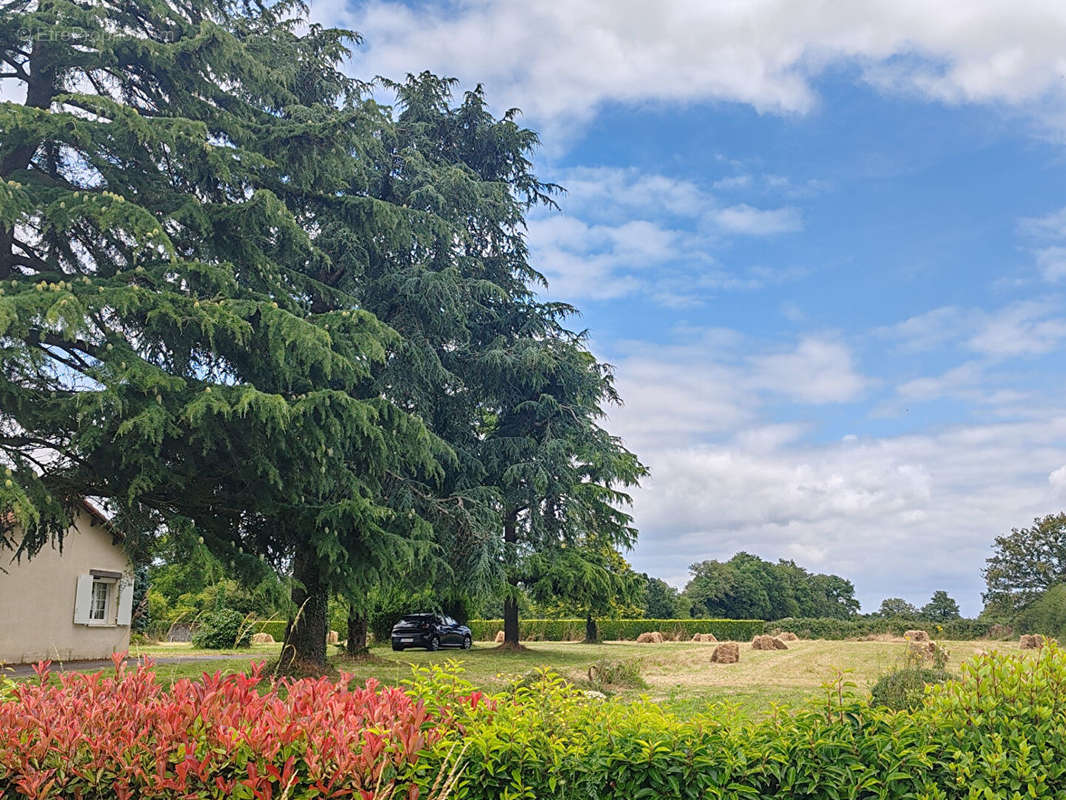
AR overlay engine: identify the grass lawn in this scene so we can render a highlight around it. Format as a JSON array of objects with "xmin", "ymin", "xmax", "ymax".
[{"xmin": 96, "ymin": 636, "xmax": 1025, "ymax": 718}]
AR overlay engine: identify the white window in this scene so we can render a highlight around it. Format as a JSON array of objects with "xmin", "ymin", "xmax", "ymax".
[
  {"xmin": 74, "ymin": 571, "xmax": 130, "ymax": 626},
  {"xmin": 90, "ymin": 579, "xmax": 111, "ymax": 622}
]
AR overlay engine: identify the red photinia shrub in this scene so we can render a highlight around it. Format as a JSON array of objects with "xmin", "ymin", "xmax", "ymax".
[{"xmin": 0, "ymin": 654, "xmax": 463, "ymax": 800}]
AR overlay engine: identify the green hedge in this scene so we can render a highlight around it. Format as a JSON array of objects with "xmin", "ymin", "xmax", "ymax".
[
  {"xmin": 256, "ymin": 616, "xmax": 995, "ymax": 645},
  {"xmin": 467, "ymin": 618, "xmax": 765, "ymax": 642},
  {"xmin": 767, "ymin": 616, "xmax": 993, "ymax": 640},
  {"xmin": 254, "ymin": 619, "xmax": 288, "ymax": 642}
]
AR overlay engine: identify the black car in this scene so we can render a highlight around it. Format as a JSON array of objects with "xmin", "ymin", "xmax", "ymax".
[{"xmin": 391, "ymin": 613, "xmax": 472, "ymax": 651}]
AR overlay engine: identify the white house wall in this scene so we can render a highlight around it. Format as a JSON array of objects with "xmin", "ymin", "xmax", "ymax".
[{"xmin": 0, "ymin": 508, "xmax": 132, "ymax": 664}]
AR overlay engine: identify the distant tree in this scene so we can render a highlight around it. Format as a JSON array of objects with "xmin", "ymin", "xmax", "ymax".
[
  {"xmin": 529, "ymin": 544, "xmax": 642, "ymax": 642},
  {"xmin": 682, "ymin": 553, "xmax": 858, "ymax": 620},
  {"xmin": 642, "ymin": 574, "xmax": 684, "ymax": 619},
  {"xmin": 921, "ymin": 590, "xmax": 961, "ymax": 621},
  {"xmin": 878, "ymin": 597, "xmax": 919, "ymax": 617},
  {"xmin": 1015, "ymin": 584, "xmax": 1066, "ymax": 640},
  {"xmin": 984, "ymin": 513, "xmax": 1066, "ymax": 614},
  {"xmin": 808, "ymin": 573, "xmax": 861, "ymax": 619},
  {"xmin": 486, "ymin": 341, "xmax": 646, "ymax": 647}
]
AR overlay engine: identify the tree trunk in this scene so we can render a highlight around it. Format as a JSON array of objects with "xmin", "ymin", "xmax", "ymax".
[
  {"xmin": 346, "ymin": 607, "xmax": 368, "ymax": 655},
  {"xmin": 280, "ymin": 550, "xmax": 328, "ymax": 671},
  {"xmin": 1, "ymin": 21, "xmax": 58, "ymax": 280},
  {"xmin": 585, "ymin": 613, "xmax": 598, "ymax": 643},
  {"xmin": 503, "ymin": 594, "xmax": 520, "ymax": 647},
  {"xmin": 503, "ymin": 511, "xmax": 520, "ymax": 647}
]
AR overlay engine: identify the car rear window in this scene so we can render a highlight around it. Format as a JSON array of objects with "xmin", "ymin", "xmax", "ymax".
[{"xmin": 400, "ymin": 614, "xmax": 433, "ymax": 622}]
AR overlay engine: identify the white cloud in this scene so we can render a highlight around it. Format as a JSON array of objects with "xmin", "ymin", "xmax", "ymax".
[
  {"xmin": 710, "ymin": 204, "xmax": 802, "ymax": 235},
  {"xmin": 749, "ymin": 337, "xmax": 866, "ymax": 403},
  {"xmin": 1019, "ymin": 207, "xmax": 1066, "ymax": 239},
  {"xmin": 1035, "ymin": 247, "xmax": 1066, "ymax": 282},
  {"xmin": 877, "ymin": 306, "xmax": 972, "ymax": 352},
  {"xmin": 0, "ymin": 78, "xmax": 26, "ymax": 104},
  {"xmin": 527, "ymin": 167, "xmax": 808, "ymax": 303},
  {"xmin": 559, "ymin": 167, "xmax": 708, "ymax": 219},
  {"xmin": 1049, "ymin": 465, "xmax": 1066, "ymax": 496},
  {"xmin": 1019, "ymin": 207, "xmax": 1066, "ymax": 282},
  {"xmin": 332, "ymin": 0, "xmax": 1066, "ymax": 139},
  {"xmin": 969, "ymin": 300, "xmax": 1066, "ymax": 357},
  {"xmin": 609, "ymin": 332, "xmax": 867, "ymax": 452},
  {"xmin": 897, "ymin": 361, "xmax": 985, "ymax": 402},
  {"xmin": 879, "ymin": 301, "xmax": 1066, "ymax": 360},
  {"xmin": 606, "ymin": 327, "xmax": 1066, "ymax": 613}
]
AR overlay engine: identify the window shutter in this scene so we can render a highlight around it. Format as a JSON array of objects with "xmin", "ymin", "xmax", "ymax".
[
  {"xmin": 73, "ymin": 574, "xmax": 93, "ymax": 624},
  {"xmin": 116, "ymin": 577, "xmax": 134, "ymax": 627}
]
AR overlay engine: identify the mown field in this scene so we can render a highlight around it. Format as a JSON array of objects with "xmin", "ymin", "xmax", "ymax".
[{"xmin": 117, "ymin": 636, "xmax": 1017, "ymax": 718}]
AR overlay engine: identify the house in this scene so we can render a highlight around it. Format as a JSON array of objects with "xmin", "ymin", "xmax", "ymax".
[{"xmin": 0, "ymin": 500, "xmax": 133, "ymax": 664}]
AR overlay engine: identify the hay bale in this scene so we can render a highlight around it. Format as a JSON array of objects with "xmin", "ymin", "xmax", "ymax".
[
  {"xmin": 636, "ymin": 631, "xmax": 665, "ymax": 644},
  {"xmin": 751, "ymin": 634, "xmax": 787, "ymax": 650},
  {"xmin": 904, "ymin": 629, "xmax": 930, "ymax": 642},
  {"xmin": 250, "ymin": 632, "xmax": 274, "ymax": 645},
  {"xmin": 1020, "ymin": 634, "xmax": 1045, "ymax": 650},
  {"xmin": 988, "ymin": 623, "xmax": 1013, "ymax": 639},
  {"xmin": 778, "ymin": 631, "xmax": 799, "ymax": 642},
  {"xmin": 710, "ymin": 642, "xmax": 740, "ymax": 663},
  {"xmin": 494, "ymin": 630, "xmax": 505, "ymax": 644},
  {"xmin": 691, "ymin": 633, "xmax": 718, "ymax": 643}
]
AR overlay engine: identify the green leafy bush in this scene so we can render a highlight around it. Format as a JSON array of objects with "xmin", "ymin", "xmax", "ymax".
[
  {"xmin": 871, "ymin": 667, "xmax": 951, "ymax": 710},
  {"xmin": 418, "ymin": 670, "xmax": 941, "ymax": 799},
  {"xmin": 467, "ymin": 617, "xmax": 764, "ymax": 642},
  {"xmin": 921, "ymin": 644, "xmax": 1066, "ymax": 794},
  {"xmin": 0, "ymin": 667, "xmax": 13, "ymax": 703},
  {"xmin": 191, "ymin": 608, "xmax": 253, "ymax": 649}
]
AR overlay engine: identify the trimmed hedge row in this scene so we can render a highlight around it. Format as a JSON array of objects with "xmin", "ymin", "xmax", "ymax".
[
  {"xmin": 467, "ymin": 618, "xmax": 765, "ymax": 642},
  {"xmin": 254, "ymin": 619, "xmax": 289, "ymax": 642},
  {"xmin": 253, "ymin": 616, "xmax": 996, "ymax": 646},
  {"xmin": 768, "ymin": 616, "xmax": 995, "ymax": 640}
]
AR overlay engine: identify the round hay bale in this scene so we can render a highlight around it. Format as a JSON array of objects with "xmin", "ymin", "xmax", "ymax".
[
  {"xmin": 636, "ymin": 631, "xmax": 665, "ymax": 644},
  {"xmin": 988, "ymin": 623, "xmax": 1013, "ymax": 639},
  {"xmin": 904, "ymin": 629, "xmax": 930, "ymax": 642},
  {"xmin": 494, "ymin": 630, "xmax": 505, "ymax": 644},
  {"xmin": 752, "ymin": 634, "xmax": 786, "ymax": 650},
  {"xmin": 691, "ymin": 632, "xmax": 718, "ymax": 643},
  {"xmin": 1019, "ymin": 634, "xmax": 1045, "ymax": 650},
  {"xmin": 710, "ymin": 642, "xmax": 740, "ymax": 663},
  {"xmin": 250, "ymin": 632, "xmax": 275, "ymax": 645},
  {"xmin": 777, "ymin": 631, "xmax": 799, "ymax": 642}
]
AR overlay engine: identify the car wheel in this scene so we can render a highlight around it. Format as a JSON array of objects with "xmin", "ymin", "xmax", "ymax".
[
  {"xmin": 392, "ymin": 644, "xmax": 403, "ymax": 652},
  {"xmin": 462, "ymin": 635, "xmax": 472, "ymax": 650},
  {"xmin": 429, "ymin": 636, "xmax": 440, "ymax": 652}
]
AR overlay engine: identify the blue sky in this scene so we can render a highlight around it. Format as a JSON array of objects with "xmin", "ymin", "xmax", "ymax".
[{"xmin": 316, "ymin": 0, "xmax": 1066, "ymax": 614}]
